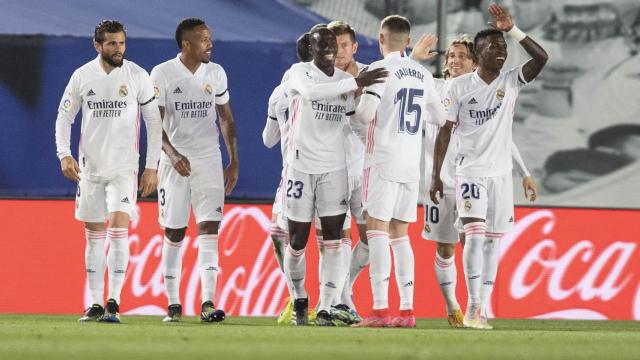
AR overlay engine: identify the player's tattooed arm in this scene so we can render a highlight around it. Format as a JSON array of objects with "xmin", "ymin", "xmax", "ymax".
[
  {"xmin": 429, "ymin": 121, "xmax": 455, "ymax": 204},
  {"xmin": 158, "ymin": 106, "xmax": 191, "ymax": 177},
  {"xmin": 488, "ymin": 3, "xmax": 548, "ymax": 83},
  {"xmin": 217, "ymin": 102, "xmax": 239, "ymax": 195}
]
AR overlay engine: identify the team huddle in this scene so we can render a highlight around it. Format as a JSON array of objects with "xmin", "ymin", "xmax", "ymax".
[{"xmin": 55, "ymin": 3, "xmax": 548, "ymax": 328}]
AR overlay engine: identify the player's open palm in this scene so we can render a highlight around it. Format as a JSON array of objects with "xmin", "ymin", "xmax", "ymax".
[
  {"xmin": 355, "ymin": 67, "xmax": 388, "ymax": 88},
  {"xmin": 429, "ymin": 177, "xmax": 444, "ymax": 205},
  {"xmin": 488, "ymin": 3, "xmax": 513, "ymax": 32},
  {"xmin": 60, "ymin": 156, "xmax": 81, "ymax": 182},
  {"xmin": 223, "ymin": 161, "xmax": 239, "ymax": 195},
  {"xmin": 139, "ymin": 169, "xmax": 158, "ymax": 197},
  {"xmin": 411, "ymin": 33, "xmax": 438, "ymax": 61}
]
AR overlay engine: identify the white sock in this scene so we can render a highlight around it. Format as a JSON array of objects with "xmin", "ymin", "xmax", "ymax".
[
  {"xmin": 335, "ymin": 237, "xmax": 352, "ymax": 306},
  {"xmin": 319, "ymin": 239, "xmax": 342, "ymax": 312},
  {"xmin": 162, "ymin": 236, "xmax": 184, "ymax": 306},
  {"xmin": 367, "ymin": 230, "xmax": 391, "ymax": 310},
  {"xmin": 463, "ymin": 222, "xmax": 486, "ymax": 307},
  {"xmin": 390, "ymin": 236, "xmax": 414, "ymax": 311},
  {"xmin": 85, "ymin": 229, "xmax": 106, "ymax": 305},
  {"xmin": 316, "ymin": 235, "xmax": 323, "ymax": 308},
  {"xmin": 198, "ymin": 234, "xmax": 219, "ymax": 304},
  {"xmin": 480, "ymin": 233, "xmax": 502, "ymax": 313},
  {"xmin": 270, "ymin": 224, "xmax": 287, "ymax": 271},
  {"xmin": 284, "ymin": 244, "xmax": 307, "ymax": 300},
  {"xmin": 341, "ymin": 240, "xmax": 369, "ymax": 309},
  {"xmin": 106, "ymin": 228, "xmax": 129, "ymax": 304},
  {"xmin": 434, "ymin": 252, "xmax": 460, "ymax": 313}
]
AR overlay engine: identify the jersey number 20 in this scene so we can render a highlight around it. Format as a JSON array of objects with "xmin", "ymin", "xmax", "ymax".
[{"xmin": 395, "ymin": 88, "xmax": 423, "ymax": 135}]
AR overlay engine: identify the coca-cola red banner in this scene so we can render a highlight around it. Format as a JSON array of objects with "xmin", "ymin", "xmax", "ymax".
[{"xmin": 0, "ymin": 200, "xmax": 638, "ymax": 320}]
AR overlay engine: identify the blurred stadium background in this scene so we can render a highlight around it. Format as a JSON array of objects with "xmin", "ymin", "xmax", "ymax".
[{"xmin": 0, "ymin": 0, "xmax": 639, "ymax": 327}]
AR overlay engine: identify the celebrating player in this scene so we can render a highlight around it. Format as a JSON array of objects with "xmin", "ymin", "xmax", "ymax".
[
  {"xmin": 430, "ymin": 3, "xmax": 548, "ymax": 329},
  {"xmin": 351, "ymin": 15, "xmax": 448, "ymax": 328},
  {"xmin": 55, "ymin": 20, "xmax": 162, "ymax": 323},
  {"xmin": 283, "ymin": 26, "xmax": 387, "ymax": 326},
  {"xmin": 151, "ymin": 18, "xmax": 239, "ymax": 323}
]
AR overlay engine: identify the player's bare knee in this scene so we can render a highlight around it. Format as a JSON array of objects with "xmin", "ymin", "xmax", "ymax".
[
  {"xmin": 460, "ymin": 217, "xmax": 485, "ymax": 225},
  {"xmin": 165, "ymin": 227, "xmax": 187, "ymax": 243},
  {"xmin": 109, "ymin": 211, "xmax": 130, "ymax": 228},
  {"xmin": 85, "ymin": 222, "xmax": 107, "ymax": 232},
  {"xmin": 197, "ymin": 221, "xmax": 219, "ymax": 235},
  {"xmin": 436, "ymin": 243, "xmax": 455, "ymax": 259},
  {"xmin": 319, "ymin": 214, "xmax": 346, "ymax": 240},
  {"xmin": 287, "ymin": 220, "xmax": 311, "ymax": 250}
]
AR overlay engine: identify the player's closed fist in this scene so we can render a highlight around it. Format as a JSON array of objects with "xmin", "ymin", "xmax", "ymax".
[{"xmin": 60, "ymin": 156, "xmax": 81, "ymax": 182}]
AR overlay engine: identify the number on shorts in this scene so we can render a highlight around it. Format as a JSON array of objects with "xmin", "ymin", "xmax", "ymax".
[
  {"xmin": 76, "ymin": 185, "xmax": 81, "ymax": 197},
  {"xmin": 286, "ymin": 180, "xmax": 303, "ymax": 199},
  {"xmin": 461, "ymin": 183, "xmax": 480, "ymax": 199},
  {"xmin": 426, "ymin": 205, "xmax": 439, "ymax": 224},
  {"xmin": 159, "ymin": 188, "xmax": 166, "ymax": 206}
]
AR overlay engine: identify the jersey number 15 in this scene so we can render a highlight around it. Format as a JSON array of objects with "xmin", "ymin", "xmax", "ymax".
[{"xmin": 395, "ymin": 88, "xmax": 423, "ymax": 135}]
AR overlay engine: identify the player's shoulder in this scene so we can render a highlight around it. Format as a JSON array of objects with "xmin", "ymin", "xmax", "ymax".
[
  {"xmin": 333, "ymin": 66, "xmax": 353, "ymax": 80},
  {"xmin": 151, "ymin": 57, "xmax": 175, "ymax": 74},
  {"xmin": 269, "ymin": 83, "xmax": 285, "ymax": 103},
  {"xmin": 356, "ymin": 61, "xmax": 368, "ymax": 72},
  {"xmin": 449, "ymin": 72, "xmax": 473, "ymax": 87},
  {"xmin": 367, "ymin": 58, "xmax": 386, "ymax": 69},
  {"xmin": 122, "ymin": 59, "xmax": 149, "ymax": 76},
  {"xmin": 202, "ymin": 61, "xmax": 226, "ymax": 76}
]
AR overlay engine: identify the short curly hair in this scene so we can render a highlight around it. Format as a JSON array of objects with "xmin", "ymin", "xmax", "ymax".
[{"xmin": 94, "ymin": 20, "xmax": 126, "ymax": 44}]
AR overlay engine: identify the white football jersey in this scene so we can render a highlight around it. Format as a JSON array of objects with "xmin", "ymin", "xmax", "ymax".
[
  {"xmin": 267, "ymin": 83, "xmax": 290, "ymax": 161},
  {"xmin": 424, "ymin": 78, "xmax": 457, "ymax": 191},
  {"xmin": 363, "ymin": 51, "xmax": 443, "ymax": 183},
  {"xmin": 344, "ymin": 62, "xmax": 367, "ymax": 178},
  {"xmin": 56, "ymin": 56, "xmax": 156, "ymax": 178},
  {"xmin": 151, "ymin": 54, "xmax": 229, "ymax": 163},
  {"xmin": 445, "ymin": 65, "xmax": 527, "ymax": 177},
  {"xmin": 285, "ymin": 62, "xmax": 357, "ymax": 174}
]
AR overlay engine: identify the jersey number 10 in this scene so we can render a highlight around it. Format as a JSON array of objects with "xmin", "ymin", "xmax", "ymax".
[{"xmin": 395, "ymin": 88, "xmax": 423, "ymax": 135}]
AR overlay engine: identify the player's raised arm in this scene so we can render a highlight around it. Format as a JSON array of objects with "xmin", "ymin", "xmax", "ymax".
[
  {"xmin": 488, "ymin": 3, "xmax": 548, "ymax": 83},
  {"xmin": 409, "ymin": 33, "xmax": 439, "ymax": 62},
  {"xmin": 217, "ymin": 101, "xmax": 239, "ymax": 195}
]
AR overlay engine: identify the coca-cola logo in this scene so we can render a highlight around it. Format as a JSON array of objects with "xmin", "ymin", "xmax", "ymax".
[
  {"xmin": 490, "ymin": 209, "xmax": 640, "ymax": 320},
  {"xmin": 84, "ymin": 205, "xmax": 288, "ymax": 316}
]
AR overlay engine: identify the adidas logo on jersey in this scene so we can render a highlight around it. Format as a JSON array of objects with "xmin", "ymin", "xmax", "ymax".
[
  {"xmin": 87, "ymin": 89, "xmax": 96, "ymax": 96},
  {"xmin": 215, "ymin": 206, "xmax": 222, "ymax": 213},
  {"xmin": 509, "ymin": 216, "xmax": 514, "ymax": 223},
  {"xmin": 468, "ymin": 97, "xmax": 478, "ymax": 104},
  {"xmin": 173, "ymin": 87, "xmax": 183, "ymax": 94},
  {"xmin": 340, "ymin": 199, "xmax": 348, "ymax": 206},
  {"xmin": 121, "ymin": 197, "xmax": 130, "ymax": 204}
]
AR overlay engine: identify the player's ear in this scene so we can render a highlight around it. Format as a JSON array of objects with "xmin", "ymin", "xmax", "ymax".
[
  {"xmin": 353, "ymin": 41, "xmax": 358, "ymax": 54},
  {"xmin": 379, "ymin": 32, "xmax": 384, "ymax": 45},
  {"xmin": 405, "ymin": 36, "xmax": 411, "ymax": 48},
  {"xmin": 93, "ymin": 40, "xmax": 101, "ymax": 53}
]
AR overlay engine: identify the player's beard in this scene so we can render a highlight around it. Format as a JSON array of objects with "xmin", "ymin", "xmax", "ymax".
[{"xmin": 102, "ymin": 53, "xmax": 123, "ymax": 68}]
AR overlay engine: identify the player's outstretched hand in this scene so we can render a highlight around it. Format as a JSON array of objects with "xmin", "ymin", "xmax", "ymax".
[
  {"xmin": 169, "ymin": 152, "xmax": 191, "ymax": 177},
  {"xmin": 429, "ymin": 177, "xmax": 444, "ymax": 205},
  {"xmin": 355, "ymin": 67, "xmax": 388, "ymax": 88},
  {"xmin": 410, "ymin": 33, "xmax": 439, "ymax": 61},
  {"xmin": 139, "ymin": 168, "xmax": 158, "ymax": 197},
  {"xmin": 224, "ymin": 161, "xmax": 239, "ymax": 195},
  {"xmin": 61, "ymin": 156, "xmax": 81, "ymax": 182},
  {"xmin": 522, "ymin": 175, "xmax": 538, "ymax": 202},
  {"xmin": 488, "ymin": 3, "xmax": 514, "ymax": 31}
]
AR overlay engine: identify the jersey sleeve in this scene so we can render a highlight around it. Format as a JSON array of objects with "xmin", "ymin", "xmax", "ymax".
[
  {"xmin": 55, "ymin": 70, "xmax": 82, "ymax": 160},
  {"xmin": 444, "ymin": 80, "xmax": 461, "ymax": 122},
  {"xmin": 508, "ymin": 64, "xmax": 531, "ymax": 89},
  {"xmin": 288, "ymin": 63, "xmax": 358, "ymax": 100},
  {"xmin": 215, "ymin": 65, "xmax": 230, "ymax": 105},
  {"xmin": 150, "ymin": 66, "xmax": 167, "ymax": 107},
  {"xmin": 137, "ymin": 70, "xmax": 156, "ymax": 106}
]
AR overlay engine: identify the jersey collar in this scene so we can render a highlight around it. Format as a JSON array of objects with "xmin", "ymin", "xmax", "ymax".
[
  {"xmin": 175, "ymin": 53, "xmax": 205, "ymax": 77},
  {"xmin": 384, "ymin": 50, "xmax": 407, "ymax": 59}
]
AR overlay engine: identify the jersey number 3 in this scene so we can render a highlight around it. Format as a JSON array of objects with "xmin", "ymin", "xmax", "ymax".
[{"xmin": 395, "ymin": 88, "xmax": 423, "ymax": 135}]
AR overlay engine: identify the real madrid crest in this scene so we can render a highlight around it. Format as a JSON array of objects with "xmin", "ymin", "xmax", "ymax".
[
  {"xmin": 423, "ymin": 224, "xmax": 431, "ymax": 233},
  {"xmin": 119, "ymin": 85, "xmax": 128, "ymax": 97},
  {"xmin": 205, "ymin": 84, "xmax": 213, "ymax": 95},
  {"xmin": 496, "ymin": 88, "xmax": 505, "ymax": 100},
  {"xmin": 153, "ymin": 85, "xmax": 160, "ymax": 98},
  {"xmin": 464, "ymin": 200, "xmax": 472, "ymax": 211}
]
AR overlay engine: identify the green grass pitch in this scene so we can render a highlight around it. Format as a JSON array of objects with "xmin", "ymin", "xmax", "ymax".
[{"xmin": 1, "ymin": 315, "xmax": 640, "ymax": 359}]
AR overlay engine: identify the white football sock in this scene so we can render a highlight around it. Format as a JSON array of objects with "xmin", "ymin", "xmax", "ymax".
[
  {"xmin": 335, "ymin": 237, "xmax": 352, "ymax": 306},
  {"xmin": 367, "ymin": 230, "xmax": 391, "ymax": 310},
  {"xmin": 270, "ymin": 224, "xmax": 287, "ymax": 272},
  {"xmin": 463, "ymin": 222, "xmax": 486, "ymax": 307},
  {"xmin": 319, "ymin": 239, "xmax": 342, "ymax": 312},
  {"xmin": 162, "ymin": 236, "xmax": 184, "ymax": 306},
  {"xmin": 434, "ymin": 252, "xmax": 460, "ymax": 313},
  {"xmin": 106, "ymin": 228, "xmax": 129, "ymax": 304},
  {"xmin": 284, "ymin": 244, "xmax": 307, "ymax": 300},
  {"xmin": 390, "ymin": 236, "xmax": 414, "ymax": 311},
  {"xmin": 480, "ymin": 233, "xmax": 502, "ymax": 313},
  {"xmin": 341, "ymin": 240, "xmax": 369, "ymax": 309},
  {"xmin": 85, "ymin": 229, "xmax": 106, "ymax": 305},
  {"xmin": 198, "ymin": 234, "xmax": 219, "ymax": 304}
]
